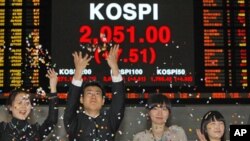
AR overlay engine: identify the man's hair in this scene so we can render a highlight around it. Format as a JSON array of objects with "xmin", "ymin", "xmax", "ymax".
[{"xmin": 82, "ymin": 81, "xmax": 106, "ymax": 97}]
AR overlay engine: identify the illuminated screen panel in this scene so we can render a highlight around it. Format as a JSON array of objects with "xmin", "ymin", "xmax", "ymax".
[
  {"xmin": 200, "ymin": 0, "xmax": 250, "ymax": 96},
  {"xmin": 51, "ymin": 0, "xmax": 195, "ymax": 88},
  {"xmin": 0, "ymin": 0, "xmax": 51, "ymax": 95},
  {"xmin": 0, "ymin": 0, "xmax": 249, "ymax": 101}
]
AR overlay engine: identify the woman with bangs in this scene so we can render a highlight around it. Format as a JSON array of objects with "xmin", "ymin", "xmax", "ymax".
[
  {"xmin": 133, "ymin": 94, "xmax": 187, "ymax": 141},
  {"xmin": 196, "ymin": 111, "xmax": 226, "ymax": 141},
  {"xmin": 0, "ymin": 69, "xmax": 58, "ymax": 141}
]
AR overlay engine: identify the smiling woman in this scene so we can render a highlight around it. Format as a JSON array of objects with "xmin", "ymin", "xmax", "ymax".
[
  {"xmin": 133, "ymin": 94, "xmax": 188, "ymax": 141},
  {"xmin": 7, "ymin": 90, "xmax": 32, "ymax": 120},
  {"xmin": 196, "ymin": 111, "xmax": 226, "ymax": 141},
  {"xmin": 0, "ymin": 69, "xmax": 59, "ymax": 141}
]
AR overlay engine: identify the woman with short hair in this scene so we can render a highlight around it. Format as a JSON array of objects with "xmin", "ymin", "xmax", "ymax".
[
  {"xmin": 0, "ymin": 69, "xmax": 58, "ymax": 141},
  {"xmin": 133, "ymin": 94, "xmax": 187, "ymax": 141},
  {"xmin": 196, "ymin": 110, "xmax": 226, "ymax": 141}
]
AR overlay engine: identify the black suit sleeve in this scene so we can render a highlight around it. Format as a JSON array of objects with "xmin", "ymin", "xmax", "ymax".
[
  {"xmin": 38, "ymin": 93, "xmax": 59, "ymax": 139},
  {"xmin": 0, "ymin": 122, "xmax": 4, "ymax": 139},
  {"xmin": 108, "ymin": 81, "xmax": 125, "ymax": 132},
  {"xmin": 63, "ymin": 84, "xmax": 82, "ymax": 135}
]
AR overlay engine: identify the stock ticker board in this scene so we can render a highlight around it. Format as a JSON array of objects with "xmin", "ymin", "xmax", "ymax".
[{"xmin": 0, "ymin": 0, "xmax": 250, "ymax": 101}]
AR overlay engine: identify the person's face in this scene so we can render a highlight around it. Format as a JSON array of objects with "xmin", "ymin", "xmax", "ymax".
[
  {"xmin": 206, "ymin": 120, "xmax": 225, "ymax": 140},
  {"xmin": 81, "ymin": 86, "xmax": 105, "ymax": 112},
  {"xmin": 9, "ymin": 93, "xmax": 32, "ymax": 120},
  {"xmin": 149, "ymin": 104, "xmax": 169, "ymax": 125}
]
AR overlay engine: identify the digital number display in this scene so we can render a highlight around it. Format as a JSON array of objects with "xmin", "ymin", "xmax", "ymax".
[{"xmin": 52, "ymin": 0, "xmax": 195, "ymax": 89}]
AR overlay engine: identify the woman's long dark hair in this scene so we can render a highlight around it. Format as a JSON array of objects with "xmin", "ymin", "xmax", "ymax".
[{"xmin": 200, "ymin": 111, "xmax": 226, "ymax": 141}]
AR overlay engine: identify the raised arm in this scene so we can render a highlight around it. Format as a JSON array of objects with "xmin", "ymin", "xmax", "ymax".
[
  {"xmin": 63, "ymin": 52, "xmax": 91, "ymax": 134},
  {"xmin": 196, "ymin": 129, "xmax": 207, "ymax": 141},
  {"xmin": 39, "ymin": 69, "xmax": 59, "ymax": 139},
  {"xmin": 107, "ymin": 44, "xmax": 120, "ymax": 77},
  {"xmin": 48, "ymin": 68, "xmax": 57, "ymax": 93},
  {"xmin": 72, "ymin": 51, "xmax": 92, "ymax": 80},
  {"xmin": 107, "ymin": 45, "xmax": 126, "ymax": 132}
]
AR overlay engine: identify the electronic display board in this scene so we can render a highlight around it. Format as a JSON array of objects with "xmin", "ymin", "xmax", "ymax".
[
  {"xmin": 0, "ymin": 0, "xmax": 51, "ymax": 97},
  {"xmin": 52, "ymin": 0, "xmax": 194, "ymax": 88},
  {"xmin": 0, "ymin": 0, "xmax": 250, "ymax": 101}
]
